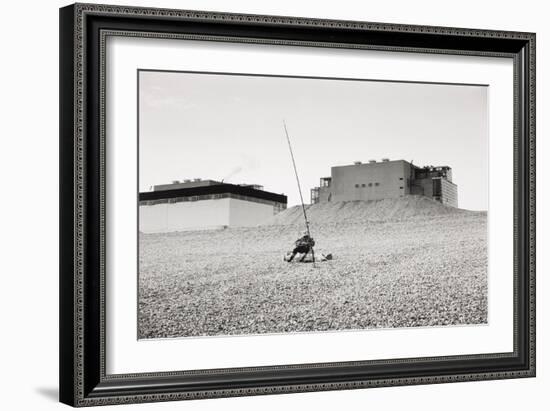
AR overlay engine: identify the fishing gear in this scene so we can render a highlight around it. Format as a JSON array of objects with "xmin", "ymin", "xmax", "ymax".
[{"xmin": 283, "ymin": 120, "xmax": 316, "ymax": 266}]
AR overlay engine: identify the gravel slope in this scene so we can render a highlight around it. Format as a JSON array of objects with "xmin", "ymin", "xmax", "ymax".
[
  {"xmin": 263, "ymin": 196, "xmax": 476, "ymax": 226},
  {"xmin": 138, "ymin": 199, "xmax": 487, "ymax": 339}
]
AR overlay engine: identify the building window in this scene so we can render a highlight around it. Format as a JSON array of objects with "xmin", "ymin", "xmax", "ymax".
[
  {"xmin": 361, "ymin": 183, "xmax": 366, "ymax": 187},
  {"xmin": 320, "ymin": 177, "xmax": 331, "ymax": 188},
  {"xmin": 399, "ymin": 177, "xmax": 404, "ymax": 180},
  {"xmin": 400, "ymin": 187, "xmax": 404, "ymax": 189},
  {"xmin": 355, "ymin": 184, "xmax": 359, "ymax": 188},
  {"xmin": 375, "ymin": 182, "xmax": 380, "ymax": 186},
  {"xmin": 368, "ymin": 183, "xmax": 372, "ymax": 187}
]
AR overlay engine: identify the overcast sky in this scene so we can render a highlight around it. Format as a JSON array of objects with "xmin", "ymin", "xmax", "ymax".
[{"xmin": 139, "ymin": 70, "xmax": 488, "ymax": 210}]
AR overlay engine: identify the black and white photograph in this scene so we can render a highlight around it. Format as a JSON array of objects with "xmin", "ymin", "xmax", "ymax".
[
  {"xmin": 54, "ymin": 1, "xmax": 537, "ymax": 408},
  {"xmin": 137, "ymin": 70, "xmax": 489, "ymax": 339}
]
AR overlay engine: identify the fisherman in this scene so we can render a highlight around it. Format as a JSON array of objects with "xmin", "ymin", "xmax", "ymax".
[{"xmin": 286, "ymin": 231, "xmax": 315, "ymax": 262}]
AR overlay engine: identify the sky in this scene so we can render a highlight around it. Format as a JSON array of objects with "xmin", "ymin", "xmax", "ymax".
[{"xmin": 138, "ymin": 70, "xmax": 488, "ymax": 211}]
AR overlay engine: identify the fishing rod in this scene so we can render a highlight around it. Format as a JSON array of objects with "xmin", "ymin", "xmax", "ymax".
[{"xmin": 283, "ymin": 120, "xmax": 315, "ymax": 265}]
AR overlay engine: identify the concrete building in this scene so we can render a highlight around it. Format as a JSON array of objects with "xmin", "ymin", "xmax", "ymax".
[
  {"xmin": 140, "ymin": 179, "xmax": 286, "ymax": 233},
  {"xmin": 311, "ymin": 159, "xmax": 458, "ymax": 207}
]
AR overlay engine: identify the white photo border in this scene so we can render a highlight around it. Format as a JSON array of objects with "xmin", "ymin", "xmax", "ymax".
[{"xmin": 105, "ymin": 35, "xmax": 514, "ymax": 375}]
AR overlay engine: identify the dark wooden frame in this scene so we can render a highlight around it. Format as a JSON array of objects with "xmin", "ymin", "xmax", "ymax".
[{"xmin": 60, "ymin": 3, "xmax": 536, "ymax": 407}]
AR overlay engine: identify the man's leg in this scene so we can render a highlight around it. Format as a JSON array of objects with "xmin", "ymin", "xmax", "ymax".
[
  {"xmin": 299, "ymin": 249, "xmax": 309, "ymax": 262},
  {"xmin": 287, "ymin": 249, "xmax": 298, "ymax": 262}
]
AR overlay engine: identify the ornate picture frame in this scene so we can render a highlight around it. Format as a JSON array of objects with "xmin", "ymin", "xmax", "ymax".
[{"xmin": 59, "ymin": 3, "xmax": 535, "ymax": 407}]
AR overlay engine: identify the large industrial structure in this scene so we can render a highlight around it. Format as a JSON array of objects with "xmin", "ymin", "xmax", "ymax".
[
  {"xmin": 311, "ymin": 159, "xmax": 458, "ymax": 207},
  {"xmin": 139, "ymin": 179, "xmax": 287, "ymax": 233}
]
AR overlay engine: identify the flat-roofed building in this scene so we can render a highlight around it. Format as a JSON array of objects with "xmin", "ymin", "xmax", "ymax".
[
  {"xmin": 311, "ymin": 159, "xmax": 458, "ymax": 207},
  {"xmin": 140, "ymin": 180, "xmax": 286, "ymax": 233}
]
